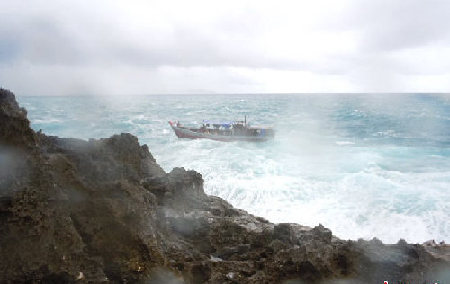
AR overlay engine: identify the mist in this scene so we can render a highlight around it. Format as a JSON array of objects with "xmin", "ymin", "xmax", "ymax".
[
  {"xmin": 0, "ymin": 145, "xmax": 29, "ymax": 196},
  {"xmin": 2, "ymin": 1, "xmax": 450, "ymax": 282},
  {"xmin": 15, "ymin": 93, "xmax": 450, "ymax": 245}
]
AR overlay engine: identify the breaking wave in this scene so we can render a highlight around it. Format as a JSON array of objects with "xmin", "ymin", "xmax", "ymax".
[{"xmin": 20, "ymin": 93, "xmax": 450, "ymax": 243}]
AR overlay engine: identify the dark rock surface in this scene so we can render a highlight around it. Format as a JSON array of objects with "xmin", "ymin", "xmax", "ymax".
[{"xmin": 0, "ymin": 88, "xmax": 449, "ymax": 283}]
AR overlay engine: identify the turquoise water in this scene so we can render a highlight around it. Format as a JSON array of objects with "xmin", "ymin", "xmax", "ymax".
[{"xmin": 18, "ymin": 94, "xmax": 450, "ymax": 243}]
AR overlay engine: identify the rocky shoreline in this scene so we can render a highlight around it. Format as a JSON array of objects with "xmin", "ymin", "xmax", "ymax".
[{"xmin": 0, "ymin": 88, "xmax": 449, "ymax": 283}]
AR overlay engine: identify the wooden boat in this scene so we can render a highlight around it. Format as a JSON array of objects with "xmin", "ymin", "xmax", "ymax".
[{"xmin": 168, "ymin": 117, "xmax": 274, "ymax": 142}]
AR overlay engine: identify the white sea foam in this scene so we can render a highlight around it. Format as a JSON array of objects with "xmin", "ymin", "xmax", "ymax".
[
  {"xmin": 19, "ymin": 94, "xmax": 450, "ymax": 244},
  {"xmin": 336, "ymin": 141, "xmax": 355, "ymax": 145},
  {"xmin": 156, "ymin": 134, "xmax": 450, "ymax": 243}
]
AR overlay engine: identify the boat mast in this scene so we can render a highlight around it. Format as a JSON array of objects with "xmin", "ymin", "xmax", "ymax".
[{"xmin": 245, "ymin": 115, "xmax": 247, "ymax": 126}]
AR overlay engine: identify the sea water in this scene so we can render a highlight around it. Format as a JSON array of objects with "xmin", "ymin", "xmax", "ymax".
[{"xmin": 18, "ymin": 94, "xmax": 450, "ymax": 244}]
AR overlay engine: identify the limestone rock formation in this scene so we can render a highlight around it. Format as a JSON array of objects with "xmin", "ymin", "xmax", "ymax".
[{"xmin": 0, "ymin": 88, "xmax": 449, "ymax": 283}]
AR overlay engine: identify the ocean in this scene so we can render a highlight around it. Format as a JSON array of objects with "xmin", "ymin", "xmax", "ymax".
[{"xmin": 18, "ymin": 93, "xmax": 450, "ymax": 244}]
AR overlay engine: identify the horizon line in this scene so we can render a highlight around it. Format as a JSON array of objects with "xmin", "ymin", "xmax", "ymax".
[{"xmin": 15, "ymin": 92, "xmax": 450, "ymax": 97}]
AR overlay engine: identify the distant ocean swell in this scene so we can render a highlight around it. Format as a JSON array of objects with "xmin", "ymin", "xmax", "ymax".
[{"xmin": 20, "ymin": 94, "xmax": 450, "ymax": 243}]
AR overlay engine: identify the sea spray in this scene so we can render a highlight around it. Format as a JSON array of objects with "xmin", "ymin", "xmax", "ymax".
[{"xmin": 19, "ymin": 93, "xmax": 450, "ymax": 243}]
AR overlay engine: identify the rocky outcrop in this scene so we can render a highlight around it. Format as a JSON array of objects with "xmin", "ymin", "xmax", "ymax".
[{"xmin": 0, "ymin": 88, "xmax": 449, "ymax": 283}]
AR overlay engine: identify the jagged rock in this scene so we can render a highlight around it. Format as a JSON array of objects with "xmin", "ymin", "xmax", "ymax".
[
  {"xmin": 0, "ymin": 88, "xmax": 36, "ymax": 148},
  {"xmin": 0, "ymin": 88, "xmax": 449, "ymax": 283}
]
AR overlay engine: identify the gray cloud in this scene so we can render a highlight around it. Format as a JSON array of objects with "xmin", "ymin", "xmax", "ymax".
[
  {"xmin": 342, "ymin": 0, "xmax": 450, "ymax": 51},
  {"xmin": 0, "ymin": 13, "xmax": 309, "ymax": 70},
  {"xmin": 0, "ymin": 0, "xmax": 450, "ymax": 95}
]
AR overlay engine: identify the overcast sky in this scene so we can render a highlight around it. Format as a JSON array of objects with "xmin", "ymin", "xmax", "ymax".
[{"xmin": 1, "ymin": 0, "xmax": 450, "ymax": 95}]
